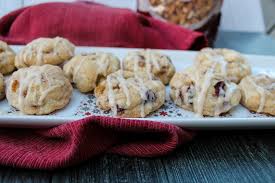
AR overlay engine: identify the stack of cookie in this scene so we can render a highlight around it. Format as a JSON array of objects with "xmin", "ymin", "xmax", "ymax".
[{"xmin": 0, "ymin": 37, "xmax": 274, "ymax": 117}]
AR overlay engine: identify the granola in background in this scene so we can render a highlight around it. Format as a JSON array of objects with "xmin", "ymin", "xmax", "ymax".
[{"xmin": 139, "ymin": 0, "xmax": 223, "ymax": 46}]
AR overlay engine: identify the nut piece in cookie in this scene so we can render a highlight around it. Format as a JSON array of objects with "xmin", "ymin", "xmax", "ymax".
[
  {"xmin": 195, "ymin": 48, "xmax": 251, "ymax": 83},
  {"xmin": 95, "ymin": 70, "xmax": 166, "ymax": 118},
  {"xmin": 6, "ymin": 65, "xmax": 73, "ymax": 115},
  {"xmin": 0, "ymin": 73, "xmax": 5, "ymax": 100},
  {"xmin": 170, "ymin": 66, "xmax": 241, "ymax": 117},
  {"xmin": 15, "ymin": 37, "xmax": 75, "ymax": 68},
  {"xmin": 239, "ymin": 74, "xmax": 275, "ymax": 116},
  {"xmin": 123, "ymin": 50, "xmax": 175, "ymax": 85},
  {"xmin": 0, "ymin": 40, "xmax": 16, "ymax": 75},
  {"xmin": 63, "ymin": 52, "xmax": 120, "ymax": 93}
]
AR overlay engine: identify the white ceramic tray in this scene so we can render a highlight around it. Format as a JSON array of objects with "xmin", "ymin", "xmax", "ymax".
[{"xmin": 0, "ymin": 46, "xmax": 274, "ymax": 129}]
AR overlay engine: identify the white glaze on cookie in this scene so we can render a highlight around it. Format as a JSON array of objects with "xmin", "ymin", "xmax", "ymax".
[
  {"xmin": 128, "ymin": 50, "xmax": 161, "ymax": 80},
  {"xmin": 13, "ymin": 66, "xmax": 66, "ymax": 110},
  {"xmin": 194, "ymin": 64, "xmax": 216, "ymax": 117},
  {"xmin": 106, "ymin": 69, "xmax": 161, "ymax": 117},
  {"xmin": 18, "ymin": 37, "xmax": 74, "ymax": 67},
  {"xmin": 106, "ymin": 71, "xmax": 131, "ymax": 116},
  {"xmin": 203, "ymin": 49, "xmax": 228, "ymax": 77}
]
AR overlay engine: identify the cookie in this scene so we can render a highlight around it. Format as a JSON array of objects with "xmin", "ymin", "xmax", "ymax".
[
  {"xmin": 6, "ymin": 64, "xmax": 73, "ymax": 115},
  {"xmin": 239, "ymin": 74, "xmax": 275, "ymax": 116},
  {"xmin": 123, "ymin": 50, "xmax": 175, "ymax": 85},
  {"xmin": 95, "ymin": 70, "xmax": 165, "ymax": 118},
  {"xmin": 63, "ymin": 52, "xmax": 120, "ymax": 93},
  {"xmin": 0, "ymin": 40, "xmax": 16, "ymax": 75},
  {"xmin": 195, "ymin": 48, "xmax": 251, "ymax": 83},
  {"xmin": 193, "ymin": 74, "xmax": 241, "ymax": 117},
  {"xmin": 15, "ymin": 37, "xmax": 75, "ymax": 68},
  {"xmin": 0, "ymin": 73, "xmax": 5, "ymax": 100},
  {"xmin": 170, "ymin": 67, "xmax": 195, "ymax": 111},
  {"xmin": 170, "ymin": 67, "xmax": 241, "ymax": 117}
]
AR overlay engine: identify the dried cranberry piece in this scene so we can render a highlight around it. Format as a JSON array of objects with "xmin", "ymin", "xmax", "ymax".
[
  {"xmin": 214, "ymin": 81, "xmax": 226, "ymax": 97},
  {"xmin": 145, "ymin": 90, "xmax": 157, "ymax": 103}
]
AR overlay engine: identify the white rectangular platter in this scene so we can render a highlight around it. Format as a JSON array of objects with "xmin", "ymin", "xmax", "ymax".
[{"xmin": 0, "ymin": 46, "xmax": 274, "ymax": 129}]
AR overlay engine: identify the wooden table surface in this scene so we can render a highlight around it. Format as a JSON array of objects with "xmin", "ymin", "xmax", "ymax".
[
  {"xmin": 0, "ymin": 130, "xmax": 275, "ymax": 183},
  {"xmin": 0, "ymin": 31, "xmax": 275, "ymax": 183}
]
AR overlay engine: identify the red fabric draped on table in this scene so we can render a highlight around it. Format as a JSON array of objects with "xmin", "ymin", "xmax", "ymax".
[
  {"xmin": 0, "ymin": 1, "xmax": 207, "ymax": 49},
  {"xmin": 0, "ymin": 2, "xmax": 206, "ymax": 169}
]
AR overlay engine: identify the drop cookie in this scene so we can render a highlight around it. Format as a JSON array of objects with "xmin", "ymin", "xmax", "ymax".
[
  {"xmin": 123, "ymin": 50, "xmax": 175, "ymax": 85},
  {"xmin": 95, "ymin": 70, "xmax": 165, "ymax": 118},
  {"xmin": 239, "ymin": 74, "xmax": 275, "ymax": 116},
  {"xmin": 195, "ymin": 48, "xmax": 251, "ymax": 83},
  {"xmin": 6, "ymin": 65, "xmax": 73, "ymax": 115},
  {"xmin": 170, "ymin": 67, "xmax": 241, "ymax": 117},
  {"xmin": 63, "ymin": 52, "xmax": 120, "ymax": 93},
  {"xmin": 0, "ymin": 40, "xmax": 16, "ymax": 75},
  {"xmin": 15, "ymin": 37, "xmax": 74, "ymax": 68}
]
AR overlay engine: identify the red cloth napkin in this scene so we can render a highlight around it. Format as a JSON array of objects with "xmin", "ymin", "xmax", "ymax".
[
  {"xmin": 0, "ymin": 2, "xmax": 204, "ymax": 169},
  {"xmin": 0, "ymin": 1, "xmax": 207, "ymax": 49},
  {"xmin": 0, "ymin": 116, "xmax": 194, "ymax": 169}
]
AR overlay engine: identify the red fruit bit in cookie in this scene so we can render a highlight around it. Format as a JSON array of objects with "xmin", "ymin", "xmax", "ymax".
[{"xmin": 214, "ymin": 81, "xmax": 226, "ymax": 97}]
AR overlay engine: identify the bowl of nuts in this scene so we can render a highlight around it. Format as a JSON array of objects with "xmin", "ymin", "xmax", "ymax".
[{"xmin": 139, "ymin": 0, "xmax": 223, "ymax": 46}]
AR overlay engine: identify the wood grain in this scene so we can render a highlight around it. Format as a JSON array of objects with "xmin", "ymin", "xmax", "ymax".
[{"xmin": 0, "ymin": 131, "xmax": 275, "ymax": 183}]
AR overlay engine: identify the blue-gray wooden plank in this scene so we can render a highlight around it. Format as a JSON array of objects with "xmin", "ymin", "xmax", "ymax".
[{"xmin": 215, "ymin": 31, "xmax": 275, "ymax": 56}]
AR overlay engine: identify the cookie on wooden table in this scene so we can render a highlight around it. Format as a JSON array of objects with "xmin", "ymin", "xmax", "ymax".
[
  {"xmin": 0, "ymin": 40, "xmax": 16, "ymax": 75},
  {"xmin": 6, "ymin": 65, "xmax": 73, "ymax": 115},
  {"xmin": 15, "ymin": 37, "xmax": 74, "ymax": 68},
  {"xmin": 95, "ymin": 70, "xmax": 165, "ymax": 118},
  {"xmin": 239, "ymin": 74, "xmax": 275, "ymax": 116},
  {"xmin": 123, "ymin": 50, "xmax": 175, "ymax": 85},
  {"xmin": 63, "ymin": 52, "xmax": 120, "ymax": 93}
]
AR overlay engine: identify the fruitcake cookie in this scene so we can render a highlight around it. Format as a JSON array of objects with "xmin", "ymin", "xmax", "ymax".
[
  {"xmin": 63, "ymin": 52, "xmax": 120, "ymax": 93},
  {"xmin": 95, "ymin": 70, "xmax": 165, "ymax": 118},
  {"xmin": 239, "ymin": 74, "xmax": 275, "ymax": 116},
  {"xmin": 6, "ymin": 65, "xmax": 73, "ymax": 115},
  {"xmin": 0, "ymin": 40, "xmax": 16, "ymax": 75},
  {"xmin": 195, "ymin": 48, "xmax": 251, "ymax": 83},
  {"xmin": 0, "ymin": 73, "xmax": 5, "ymax": 100},
  {"xmin": 170, "ymin": 67, "xmax": 241, "ymax": 116},
  {"xmin": 170, "ymin": 67, "xmax": 195, "ymax": 111},
  {"xmin": 193, "ymin": 74, "xmax": 241, "ymax": 117},
  {"xmin": 123, "ymin": 50, "xmax": 175, "ymax": 85},
  {"xmin": 15, "ymin": 37, "xmax": 75, "ymax": 68}
]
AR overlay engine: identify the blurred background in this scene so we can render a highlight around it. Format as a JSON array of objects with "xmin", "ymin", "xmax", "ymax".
[{"xmin": 1, "ymin": 0, "xmax": 275, "ymax": 54}]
